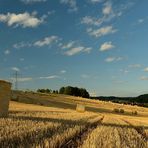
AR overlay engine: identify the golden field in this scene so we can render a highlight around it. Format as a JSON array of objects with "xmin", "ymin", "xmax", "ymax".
[{"xmin": 0, "ymin": 91, "xmax": 147, "ymax": 148}]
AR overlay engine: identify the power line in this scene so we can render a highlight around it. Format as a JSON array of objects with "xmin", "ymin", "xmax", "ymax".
[{"xmin": 12, "ymin": 71, "xmax": 21, "ymax": 90}]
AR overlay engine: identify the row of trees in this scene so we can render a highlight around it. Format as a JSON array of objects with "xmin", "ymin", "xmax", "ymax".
[
  {"xmin": 59, "ymin": 86, "xmax": 90, "ymax": 98},
  {"xmin": 37, "ymin": 86, "xmax": 90, "ymax": 98},
  {"xmin": 37, "ymin": 89, "xmax": 58, "ymax": 94}
]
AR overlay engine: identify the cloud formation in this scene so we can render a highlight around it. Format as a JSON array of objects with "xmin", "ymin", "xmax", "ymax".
[
  {"xmin": 90, "ymin": 0, "xmax": 102, "ymax": 4},
  {"xmin": 60, "ymin": 70, "xmax": 66, "ymax": 74},
  {"xmin": 11, "ymin": 67, "xmax": 20, "ymax": 71},
  {"xmin": 60, "ymin": 0, "xmax": 78, "ymax": 12},
  {"xmin": 105, "ymin": 56, "xmax": 123, "ymax": 63},
  {"xmin": 140, "ymin": 76, "xmax": 148, "ymax": 81},
  {"xmin": 39, "ymin": 75, "xmax": 60, "ymax": 79},
  {"xmin": 88, "ymin": 26, "xmax": 117, "ymax": 38},
  {"xmin": 21, "ymin": 0, "xmax": 47, "ymax": 4},
  {"xmin": 81, "ymin": 16, "xmax": 103, "ymax": 26},
  {"xmin": 10, "ymin": 77, "xmax": 32, "ymax": 82},
  {"xmin": 144, "ymin": 67, "xmax": 148, "ymax": 72},
  {"xmin": 100, "ymin": 41, "xmax": 114, "ymax": 51},
  {"xmin": 65, "ymin": 46, "xmax": 92, "ymax": 56},
  {"xmin": 81, "ymin": 74, "xmax": 90, "ymax": 79},
  {"xmin": 102, "ymin": 2, "xmax": 112, "ymax": 15},
  {"xmin": 128, "ymin": 64, "xmax": 141, "ymax": 68},
  {"xmin": 34, "ymin": 36, "xmax": 59, "ymax": 47},
  {"xmin": 13, "ymin": 42, "xmax": 32, "ymax": 49},
  {"xmin": 0, "ymin": 12, "xmax": 43, "ymax": 28},
  {"xmin": 61, "ymin": 41, "xmax": 75, "ymax": 49},
  {"xmin": 4, "ymin": 49, "xmax": 10, "ymax": 55}
]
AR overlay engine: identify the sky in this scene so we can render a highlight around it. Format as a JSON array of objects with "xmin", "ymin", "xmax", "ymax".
[{"xmin": 0, "ymin": 0, "xmax": 148, "ymax": 97}]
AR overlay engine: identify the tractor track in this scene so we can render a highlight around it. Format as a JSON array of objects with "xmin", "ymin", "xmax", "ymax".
[
  {"xmin": 61, "ymin": 116, "xmax": 104, "ymax": 148},
  {"xmin": 121, "ymin": 119, "xmax": 148, "ymax": 141}
]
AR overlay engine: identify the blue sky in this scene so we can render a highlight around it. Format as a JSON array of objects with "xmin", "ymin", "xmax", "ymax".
[{"xmin": 0, "ymin": 0, "xmax": 148, "ymax": 97}]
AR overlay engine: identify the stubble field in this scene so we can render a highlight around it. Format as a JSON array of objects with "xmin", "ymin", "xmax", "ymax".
[{"xmin": 0, "ymin": 92, "xmax": 148, "ymax": 148}]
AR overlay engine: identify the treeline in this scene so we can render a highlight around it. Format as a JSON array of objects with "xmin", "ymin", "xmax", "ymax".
[
  {"xmin": 36, "ymin": 86, "xmax": 90, "ymax": 98},
  {"xmin": 91, "ymin": 94, "xmax": 148, "ymax": 107},
  {"xmin": 37, "ymin": 89, "xmax": 58, "ymax": 94},
  {"xmin": 59, "ymin": 86, "xmax": 90, "ymax": 98}
]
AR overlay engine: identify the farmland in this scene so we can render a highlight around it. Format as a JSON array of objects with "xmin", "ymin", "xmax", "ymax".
[{"xmin": 0, "ymin": 91, "xmax": 148, "ymax": 147}]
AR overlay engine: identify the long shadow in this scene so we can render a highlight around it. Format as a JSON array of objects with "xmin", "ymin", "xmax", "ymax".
[
  {"xmin": 8, "ymin": 114, "xmax": 96, "ymax": 126},
  {"xmin": 1, "ymin": 115, "xmax": 148, "ymax": 147},
  {"xmin": 9, "ymin": 110, "xmax": 70, "ymax": 114},
  {"xmin": 8, "ymin": 114, "xmax": 148, "ymax": 130},
  {"xmin": 12, "ymin": 99, "xmax": 148, "ymax": 117},
  {"xmin": 100, "ymin": 123, "xmax": 148, "ymax": 129}
]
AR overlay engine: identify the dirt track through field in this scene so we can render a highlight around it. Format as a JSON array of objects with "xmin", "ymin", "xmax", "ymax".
[{"xmin": 61, "ymin": 116, "xmax": 104, "ymax": 148}]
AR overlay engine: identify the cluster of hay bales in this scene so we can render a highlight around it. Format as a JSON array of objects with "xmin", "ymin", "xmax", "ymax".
[
  {"xmin": 113, "ymin": 108, "xmax": 125, "ymax": 114},
  {"xmin": 0, "ymin": 80, "xmax": 11, "ymax": 117}
]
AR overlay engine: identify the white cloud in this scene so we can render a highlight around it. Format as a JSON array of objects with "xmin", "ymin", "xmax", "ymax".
[
  {"xmin": 81, "ymin": 1, "xmax": 134, "ymax": 31},
  {"xmin": 4, "ymin": 49, "xmax": 10, "ymax": 55},
  {"xmin": 88, "ymin": 26, "xmax": 117, "ymax": 38},
  {"xmin": 81, "ymin": 74, "xmax": 90, "ymax": 79},
  {"xmin": 81, "ymin": 1, "xmax": 115, "ymax": 27},
  {"xmin": 21, "ymin": 0, "xmax": 47, "ymax": 4},
  {"xmin": 10, "ymin": 77, "xmax": 32, "ymax": 82},
  {"xmin": 34, "ymin": 36, "xmax": 59, "ymax": 47},
  {"xmin": 105, "ymin": 56, "xmax": 123, "ymax": 63},
  {"xmin": 0, "ymin": 12, "xmax": 43, "ymax": 28},
  {"xmin": 81, "ymin": 16, "xmax": 103, "ymax": 26},
  {"xmin": 20, "ymin": 58, "xmax": 25, "ymax": 61},
  {"xmin": 60, "ymin": 70, "xmax": 66, "ymax": 74},
  {"xmin": 17, "ymin": 77, "xmax": 32, "ymax": 82},
  {"xmin": 64, "ymin": 46, "xmax": 92, "ymax": 56},
  {"xmin": 13, "ymin": 42, "xmax": 32, "ymax": 49},
  {"xmin": 140, "ymin": 76, "xmax": 148, "ymax": 81},
  {"xmin": 114, "ymin": 80, "xmax": 126, "ymax": 84},
  {"xmin": 39, "ymin": 75, "xmax": 60, "ymax": 79},
  {"xmin": 120, "ymin": 69, "xmax": 129, "ymax": 74},
  {"xmin": 100, "ymin": 41, "xmax": 114, "ymax": 51},
  {"xmin": 90, "ymin": 0, "xmax": 102, "ymax": 4},
  {"xmin": 102, "ymin": 1, "xmax": 113, "ymax": 15},
  {"xmin": 138, "ymin": 19, "xmax": 144, "ymax": 24},
  {"xmin": 11, "ymin": 67, "xmax": 20, "ymax": 71},
  {"xmin": 60, "ymin": 0, "xmax": 78, "ymax": 12},
  {"xmin": 116, "ymin": 57, "xmax": 123, "ymax": 61},
  {"xmin": 128, "ymin": 64, "xmax": 141, "ymax": 68},
  {"xmin": 144, "ymin": 67, "xmax": 148, "ymax": 72},
  {"xmin": 105, "ymin": 57, "xmax": 115, "ymax": 62},
  {"xmin": 61, "ymin": 41, "xmax": 75, "ymax": 49}
]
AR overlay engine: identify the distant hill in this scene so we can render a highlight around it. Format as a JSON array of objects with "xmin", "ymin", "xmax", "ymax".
[{"xmin": 91, "ymin": 94, "xmax": 148, "ymax": 107}]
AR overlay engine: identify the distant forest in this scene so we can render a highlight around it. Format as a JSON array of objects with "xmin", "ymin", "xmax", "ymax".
[{"xmin": 91, "ymin": 94, "xmax": 148, "ymax": 107}]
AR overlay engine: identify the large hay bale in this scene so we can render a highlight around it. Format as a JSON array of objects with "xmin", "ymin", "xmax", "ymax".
[
  {"xmin": 76, "ymin": 104, "xmax": 85, "ymax": 113},
  {"xmin": 0, "ymin": 80, "xmax": 11, "ymax": 117}
]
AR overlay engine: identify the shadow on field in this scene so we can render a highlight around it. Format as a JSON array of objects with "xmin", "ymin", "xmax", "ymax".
[
  {"xmin": 100, "ymin": 123, "xmax": 148, "ymax": 129},
  {"xmin": 9, "ymin": 110, "xmax": 70, "ymax": 114},
  {"xmin": 8, "ymin": 114, "xmax": 96, "ymax": 126},
  {"xmin": 8, "ymin": 113, "xmax": 148, "ymax": 130}
]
